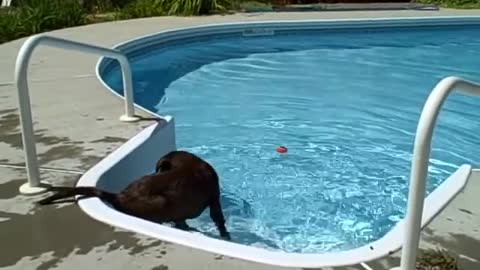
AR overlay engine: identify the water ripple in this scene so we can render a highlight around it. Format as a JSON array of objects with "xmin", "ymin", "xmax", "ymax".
[{"xmin": 107, "ymin": 25, "xmax": 480, "ymax": 254}]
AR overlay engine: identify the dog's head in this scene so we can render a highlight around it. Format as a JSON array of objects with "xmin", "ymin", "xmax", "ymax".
[
  {"xmin": 155, "ymin": 159, "xmax": 172, "ymax": 174},
  {"xmin": 154, "ymin": 150, "xmax": 207, "ymax": 176}
]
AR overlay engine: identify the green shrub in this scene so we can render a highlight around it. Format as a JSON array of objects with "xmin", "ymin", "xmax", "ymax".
[
  {"xmin": 115, "ymin": 0, "xmax": 166, "ymax": 19},
  {"xmin": 0, "ymin": 9, "xmax": 26, "ymax": 43},
  {"xmin": 158, "ymin": 0, "xmax": 233, "ymax": 15},
  {"xmin": 82, "ymin": 0, "xmax": 115, "ymax": 13},
  {"xmin": 104, "ymin": 0, "xmax": 236, "ymax": 16},
  {"xmin": 0, "ymin": 0, "xmax": 87, "ymax": 43},
  {"xmin": 14, "ymin": 0, "xmax": 87, "ymax": 34},
  {"xmin": 81, "ymin": 0, "xmax": 133, "ymax": 13}
]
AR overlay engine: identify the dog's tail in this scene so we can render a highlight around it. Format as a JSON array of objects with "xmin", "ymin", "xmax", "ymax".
[{"xmin": 36, "ymin": 186, "xmax": 116, "ymax": 205}]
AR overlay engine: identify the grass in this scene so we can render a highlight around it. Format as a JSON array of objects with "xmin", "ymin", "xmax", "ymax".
[{"xmin": 416, "ymin": 248, "xmax": 460, "ymax": 270}]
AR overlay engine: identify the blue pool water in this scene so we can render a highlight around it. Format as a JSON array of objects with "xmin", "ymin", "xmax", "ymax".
[{"xmin": 102, "ymin": 23, "xmax": 480, "ymax": 253}]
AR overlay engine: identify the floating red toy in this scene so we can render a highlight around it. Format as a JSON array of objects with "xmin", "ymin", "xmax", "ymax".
[{"xmin": 276, "ymin": 146, "xmax": 287, "ymax": 154}]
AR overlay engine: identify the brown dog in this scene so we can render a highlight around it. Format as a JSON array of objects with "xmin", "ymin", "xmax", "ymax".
[{"xmin": 37, "ymin": 150, "xmax": 231, "ymax": 240}]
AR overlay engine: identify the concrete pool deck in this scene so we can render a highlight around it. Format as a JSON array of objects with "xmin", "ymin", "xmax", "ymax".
[{"xmin": 1, "ymin": 8, "xmax": 480, "ymax": 270}]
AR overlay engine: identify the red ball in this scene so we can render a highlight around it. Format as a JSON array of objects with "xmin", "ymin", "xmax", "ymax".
[{"xmin": 276, "ymin": 146, "xmax": 287, "ymax": 153}]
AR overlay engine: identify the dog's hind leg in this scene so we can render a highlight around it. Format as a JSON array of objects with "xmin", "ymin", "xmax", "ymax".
[
  {"xmin": 173, "ymin": 221, "xmax": 201, "ymax": 233},
  {"xmin": 209, "ymin": 196, "xmax": 231, "ymax": 240}
]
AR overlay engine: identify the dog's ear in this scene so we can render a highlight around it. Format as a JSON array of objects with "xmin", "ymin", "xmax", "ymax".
[{"xmin": 155, "ymin": 159, "xmax": 172, "ymax": 173}]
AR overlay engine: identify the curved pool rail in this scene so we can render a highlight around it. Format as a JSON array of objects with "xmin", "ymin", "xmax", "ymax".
[
  {"xmin": 14, "ymin": 34, "xmax": 140, "ymax": 195},
  {"xmin": 85, "ymin": 17, "xmax": 480, "ymax": 269},
  {"xmin": 398, "ymin": 76, "xmax": 480, "ymax": 270}
]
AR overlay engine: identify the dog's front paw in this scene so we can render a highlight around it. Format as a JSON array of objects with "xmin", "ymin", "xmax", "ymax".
[{"xmin": 221, "ymin": 232, "xmax": 231, "ymax": 241}]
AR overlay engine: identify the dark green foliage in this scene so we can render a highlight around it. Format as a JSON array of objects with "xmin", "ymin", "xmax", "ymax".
[
  {"xmin": 0, "ymin": 0, "xmax": 237, "ymax": 44},
  {"xmin": 158, "ymin": 0, "xmax": 233, "ymax": 15},
  {"xmin": 0, "ymin": 9, "xmax": 25, "ymax": 43},
  {"xmin": 115, "ymin": 0, "xmax": 166, "ymax": 19},
  {"xmin": 81, "ymin": 0, "xmax": 132, "ymax": 13},
  {"xmin": 0, "ymin": 0, "xmax": 87, "ymax": 43},
  {"xmin": 18, "ymin": 0, "xmax": 87, "ymax": 33},
  {"xmin": 1, "ymin": 0, "xmax": 478, "ymax": 45}
]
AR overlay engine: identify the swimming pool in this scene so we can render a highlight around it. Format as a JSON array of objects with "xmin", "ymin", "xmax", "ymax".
[{"xmin": 98, "ymin": 17, "xmax": 480, "ymax": 255}]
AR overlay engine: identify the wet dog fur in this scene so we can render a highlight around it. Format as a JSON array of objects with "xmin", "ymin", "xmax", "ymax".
[{"xmin": 36, "ymin": 150, "xmax": 231, "ymax": 240}]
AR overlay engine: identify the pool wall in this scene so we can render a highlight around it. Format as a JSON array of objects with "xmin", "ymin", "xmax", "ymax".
[{"xmin": 86, "ymin": 17, "xmax": 478, "ymax": 268}]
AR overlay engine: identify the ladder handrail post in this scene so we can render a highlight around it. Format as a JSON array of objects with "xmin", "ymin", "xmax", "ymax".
[
  {"xmin": 14, "ymin": 34, "xmax": 139, "ymax": 194},
  {"xmin": 398, "ymin": 76, "xmax": 480, "ymax": 270}
]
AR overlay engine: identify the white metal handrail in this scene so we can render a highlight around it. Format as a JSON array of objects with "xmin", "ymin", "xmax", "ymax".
[
  {"xmin": 393, "ymin": 76, "xmax": 480, "ymax": 270},
  {"xmin": 15, "ymin": 34, "xmax": 139, "ymax": 195}
]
